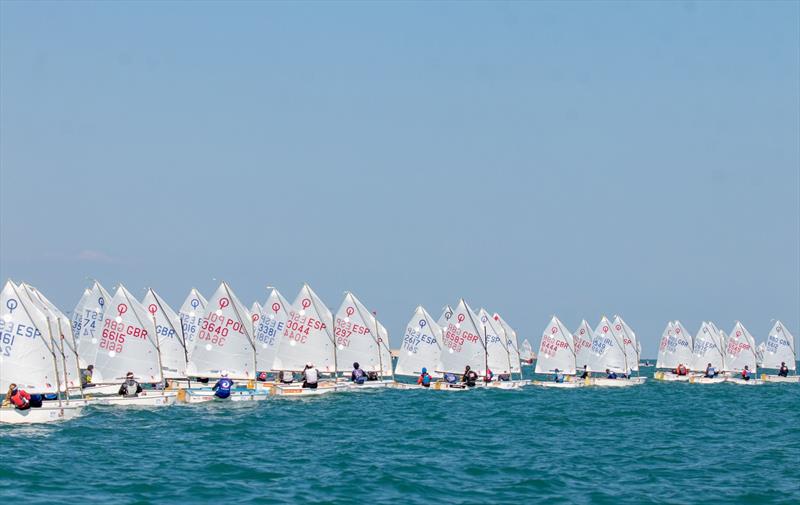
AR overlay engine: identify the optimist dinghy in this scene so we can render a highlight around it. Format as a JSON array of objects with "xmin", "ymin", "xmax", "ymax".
[
  {"xmin": 395, "ymin": 306, "xmax": 444, "ymax": 389},
  {"xmin": 758, "ymin": 321, "xmax": 798, "ymax": 383},
  {"xmin": 725, "ymin": 321, "xmax": 763, "ymax": 385},
  {"xmin": 435, "ymin": 299, "xmax": 488, "ymax": 392},
  {"xmin": 1, "ymin": 280, "xmax": 85, "ymax": 424},
  {"xmin": 653, "ymin": 321, "xmax": 692, "ymax": 382},
  {"xmin": 533, "ymin": 316, "xmax": 584, "ymax": 388},
  {"xmin": 687, "ymin": 322, "xmax": 728, "ymax": 384},
  {"xmin": 584, "ymin": 317, "xmax": 642, "ymax": 387}
]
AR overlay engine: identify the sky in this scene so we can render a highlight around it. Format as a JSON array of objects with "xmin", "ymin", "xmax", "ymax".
[{"xmin": 1, "ymin": 1, "xmax": 798, "ymax": 356}]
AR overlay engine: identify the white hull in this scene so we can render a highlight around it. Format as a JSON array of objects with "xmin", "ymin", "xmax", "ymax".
[
  {"xmin": 587, "ymin": 377, "xmax": 644, "ymax": 387},
  {"xmin": 760, "ymin": 375, "xmax": 799, "ymax": 383},
  {"xmin": 533, "ymin": 380, "xmax": 585, "ymax": 388},
  {"xmin": 0, "ymin": 404, "xmax": 84, "ymax": 424},
  {"xmin": 689, "ymin": 376, "xmax": 727, "ymax": 384},
  {"xmin": 654, "ymin": 372, "xmax": 691, "ymax": 382},
  {"xmin": 270, "ymin": 383, "xmax": 340, "ymax": 397},
  {"xmin": 91, "ymin": 392, "xmax": 178, "ymax": 406},
  {"xmin": 179, "ymin": 388, "xmax": 270, "ymax": 404},
  {"xmin": 341, "ymin": 380, "xmax": 396, "ymax": 390},
  {"xmin": 726, "ymin": 378, "xmax": 764, "ymax": 386},
  {"xmin": 81, "ymin": 384, "xmax": 122, "ymax": 395},
  {"xmin": 431, "ymin": 382, "xmax": 471, "ymax": 391},
  {"xmin": 485, "ymin": 380, "xmax": 526, "ymax": 389}
]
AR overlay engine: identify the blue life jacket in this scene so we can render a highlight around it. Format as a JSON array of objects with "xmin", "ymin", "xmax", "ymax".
[
  {"xmin": 353, "ymin": 369, "xmax": 366, "ymax": 384},
  {"xmin": 422, "ymin": 373, "xmax": 431, "ymax": 386},
  {"xmin": 214, "ymin": 378, "xmax": 233, "ymax": 398}
]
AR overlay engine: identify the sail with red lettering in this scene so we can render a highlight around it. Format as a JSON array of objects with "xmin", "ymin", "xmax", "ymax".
[
  {"xmin": 761, "ymin": 321, "xmax": 796, "ymax": 371},
  {"xmin": 142, "ymin": 288, "xmax": 187, "ymax": 378},
  {"xmin": 334, "ymin": 292, "xmax": 388, "ymax": 375},
  {"xmin": 725, "ymin": 321, "xmax": 758, "ymax": 372},
  {"xmin": 573, "ymin": 320, "xmax": 594, "ymax": 370},
  {"xmin": 535, "ymin": 316, "xmax": 576, "ymax": 375},
  {"xmin": 613, "ymin": 316, "xmax": 639, "ymax": 372},
  {"xmin": 668, "ymin": 320, "xmax": 694, "ymax": 369},
  {"xmin": 439, "ymin": 299, "xmax": 486, "ymax": 375},
  {"xmin": 396, "ymin": 306, "xmax": 443, "ymax": 378},
  {"xmin": 477, "ymin": 308, "xmax": 512, "ymax": 375},
  {"xmin": 94, "ymin": 285, "xmax": 162, "ymax": 384},
  {"xmin": 71, "ymin": 281, "xmax": 112, "ymax": 368},
  {"xmin": 272, "ymin": 284, "xmax": 335, "ymax": 372},
  {"xmin": 492, "ymin": 313, "xmax": 522, "ymax": 374},
  {"xmin": 656, "ymin": 322, "xmax": 676, "ymax": 369},
  {"xmin": 587, "ymin": 316, "xmax": 628, "ymax": 373},
  {"xmin": 0, "ymin": 280, "xmax": 62, "ymax": 394},
  {"xmin": 256, "ymin": 288, "xmax": 291, "ymax": 371},
  {"xmin": 250, "ymin": 302, "xmax": 262, "ymax": 336},
  {"xmin": 187, "ymin": 282, "xmax": 255, "ymax": 379},
  {"xmin": 179, "ymin": 288, "xmax": 207, "ymax": 357}
]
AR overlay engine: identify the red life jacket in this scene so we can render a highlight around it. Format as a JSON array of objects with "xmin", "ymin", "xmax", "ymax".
[{"xmin": 10, "ymin": 389, "xmax": 30, "ymax": 409}]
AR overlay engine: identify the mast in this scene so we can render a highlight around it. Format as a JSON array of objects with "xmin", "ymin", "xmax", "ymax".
[{"xmin": 224, "ymin": 281, "xmax": 257, "ymax": 382}]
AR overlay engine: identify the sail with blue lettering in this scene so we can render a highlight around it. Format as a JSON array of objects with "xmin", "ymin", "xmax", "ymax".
[
  {"xmin": 142, "ymin": 288, "xmax": 187, "ymax": 378},
  {"xmin": 0, "ymin": 280, "xmax": 61, "ymax": 394},
  {"xmin": 439, "ymin": 299, "xmax": 486, "ymax": 375},
  {"xmin": 587, "ymin": 316, "xmax": 628, "ymax": 373},
  {"xmin": 256, "ymin": 288, "xmax": 290, "ymax": 372},
  {"xmin": 761, "ymin": 321, "xmax": 795, "ymax": 371},
  {"xmin": 179, "ymin": 288, "xmax": 207, "ymax": 358},
  {"xmin": 535, "ymin": 315, "xmax": 576, "ymax": 375},
  {"xmin": 71, "ymin": 281, "xmax": 112, "ymax": 368},
  {"xmin": 334, "ymin": 292, "xmax": 385, "ymax": 375},
  {"xmin": 396, "ymin": 306, "xmax": 443, "ymax": 378},
  {"xmin": 187, "ymin": 282, "xmax": 255, "ymax": 379}
]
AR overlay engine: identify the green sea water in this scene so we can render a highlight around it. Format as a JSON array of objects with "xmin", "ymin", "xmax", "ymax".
[{"xmin": 2, "ymin": 365, "xmax": 799, "ymax": 504}]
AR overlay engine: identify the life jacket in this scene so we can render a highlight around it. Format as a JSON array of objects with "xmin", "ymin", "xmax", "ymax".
[
  {"xmin": 10, "ymin": 389, "xmax": 30, "ymax": 409},
  {"xmin": 304, "ymin": 368, "xmax": 319, "ymax": 384},
  {"xmin": 280, "ymin": 371, "xmax": 294, "ymax": 383},
  {"xmin": 420, "ymin": 373, "xmax": 431, "ymax": 386},
  {"xmin": 257, "ymin": 372, "xmax": 268, "ymax": 382},
  {"xmin": 353, "ymin": 368, "xmax": 366, "ymax": 384},
  {"xmin": 120, "ymin": 380, "xmax": 140, "ymax": 397},
  {"xmin": 742, "ymin": 370, "xmax": 749, "ymax": 379}
]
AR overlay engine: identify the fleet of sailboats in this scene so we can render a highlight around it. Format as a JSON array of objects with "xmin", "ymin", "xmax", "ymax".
[{"xmin": 2, "ymin": 277, "xmax": 797, "ymax": 424}]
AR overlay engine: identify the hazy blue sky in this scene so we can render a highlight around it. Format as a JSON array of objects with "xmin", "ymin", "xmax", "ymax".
[{"xmin": 1, "ymin": 1, "xmax": 798, "ymax": 354}]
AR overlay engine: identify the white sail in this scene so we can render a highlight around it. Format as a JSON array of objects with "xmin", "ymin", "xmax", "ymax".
[
  {"xmin": 396, "ymin": 306, "xmax": 443, "ymax": 378},
  {"xmin": 437, "ymin": 305, "xmax": 454, "ymax": 328},
  {"xmin": 334, "ymin": 292, "xmax": 387, "ymax": 375},
  {"xmin": 573, "ymin": 319, "xmax": 594, "ymax": 370},
  {"xmin": 477, "ymin": 308, "xmax": 512, "ymax": 375},
  {"xmin": 19, "ymin": 283, "xmax": 82, "ymax": 390},
  {"xmin": 142, "ymin": 288, "xmax": 187, "ymax": 378},
  {"xmin": 761, "ymin": 321, "xmax": 796, "ymax": 371},
  {"xmin": 272, "ymin": 284, "xmax": 335, "ymax": 372},
  {"xmin": 493, "ymin": 313, "xmax": 522, "ymax": 374},
  {"xmin": 672, "ymin": 320, "xmax": 694, "ymax": 368},
  {"xmin": 656, "ymin": 322, "xmax": 676, "ymax": 369},
  {"xmin": 93, "ymin": 285, "xmax": 162, "ymax": 384},
  {"xmin": 439, "ymin": 299, "xmax": 486, "ymax": 375},
  {"xmin": 179, "ymin": 288, "xmax": 207, "ymax": 358},
  {"xmin": 691, "ymin": 322, "xmax": 726, "ymax": 371},
  {"xmin": 587, "ymin": 317, "xmax": 628, "ymax": 373},
  {"xmin": 256, "ymin": 288, "xmax": 291, "ymax": 372},
  {"xmin": 756, "ymin": 342, "xmax": 766, "ymax": 366},
  {"xmin": 535, "ymin": 316, "xmax": 577, "ymax": 375},
  {"xmin": 71, "ymin": 281, "xmax": 111, "ymax": 368},
  {"xmin": 249, "ymin": 302, "xmax": 262, "ymax": 337},
  {"xmin": 520, "ymin": 339, "xmax": 535, "ymax": 361},
  {"xmin": 187, "ymin": 282, "xmax": 255, "ymax": 379},
  {"xmin": 376, "ymin": 320, "xmax": 393, "ymax": 378},
  {"xmin": 0, "ymin": 281, "xmax": 62, "ymax": 394},
  {"xmin": 725, "ymin": 321, "xmax": 758, "ymax": 372},
  {"xmin": 613, "ymin": 316, "xmax": 639, "ymax": 372}
]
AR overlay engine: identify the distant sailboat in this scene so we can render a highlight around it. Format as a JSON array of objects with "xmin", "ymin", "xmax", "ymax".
[
  {"xmin": 395, "ymin": 306, "xmax": 443, "ymax": 382},
  {"xmin": 572, "ymin": 319, "xmax": 594, "ymax": 373},
  {"xmin": 333, "ymin": 292, "xmax": 394, "ymax": 388},
  {"xmin": 654, "ymin": 321, "xmax": 693, "ymax": 381},
  {"xmin": 585, "ymin": 317, "xmax": 640, "ymax": 387},
  {"xmin": 142, "ymin": 288, "xmax": 189, "ymax": 381},
  {"xmin": 179, "ymin": 288, "xmax": 207, "ymax": 359},
  {"xmin": 759, "ymin": 321, "xmax": 798, "ymax": 382},
  {"xmin": 725, "ymin": 321, "xmax": 761, "ymax": 385},
  {"xmin": 71, "ymin": 280, "xmax": 112, "ymax": 369},
  {"xmin": 533, "ymin": 316, "xmax": 583, "ymax": 388}
]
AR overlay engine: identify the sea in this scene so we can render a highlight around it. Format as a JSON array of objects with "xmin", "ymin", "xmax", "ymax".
[{"xmin": 2, "ymin": 364, "xmax": 799, "ymax": 505}]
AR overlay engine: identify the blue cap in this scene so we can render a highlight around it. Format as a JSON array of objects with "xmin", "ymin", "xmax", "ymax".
[{"xmin": 421, "ymin": 367, "xmax": 427, "ymax": 374}]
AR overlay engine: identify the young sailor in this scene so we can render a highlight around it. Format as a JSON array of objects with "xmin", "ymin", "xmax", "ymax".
[
  {"xmin": 302, "ymin": 363, "xmax": 319, "ymax": 389},
  {"xmin": 80, "ymin": 365, "xmax": 96, "ymax": 388},
  {"xmin": 417, "ymin": 368, "xmax": 432, "ymax": 388},
  {"xmin": 580, "ymin": 365, "xmax": 590, "ymax": 379},
  {"xmin": 674, "ymin": 364, "xmax": 688, "ymax": 376},
  {"xmin": 606, "ymin": 369, "xmax": 618, "ymax": 379},
  {"xmin": 741, "ymin": 366, "xmax": 753, "ymax": 381},
  {"xmin": 118, "ymin": 372, "xmax": 143, "ymax": 397},
  {"xmin": 778, "ymin": 362, "xmax": 789, "ymax": 377},
  {"xmin": 485, "ymin": 368, "xmax": 494, "ymax": 383},
  {"xmin": 212, "ymin": 372, "xmax": 233, "ymax": 399},
  {"xmin": 462, "ymin": 366, "xmax": 478, "ymax": 387},
  {"xmin": 553, "ymin": 368, "xmax": 565, "ymax": 383},
  {"xmin": 279, "ymin": 370, "xmax": 294, "ymax": 384},
  {"xmin": 351, "ymin": 362, "xmax": 367, "ymax": 385},
  {"xmin": 4, "ymin": 384, "xmax": 41, "ymax": 410},
  {"xmin": 704, "ymin": 363, "xmax": 718, "ymax": 378}
]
